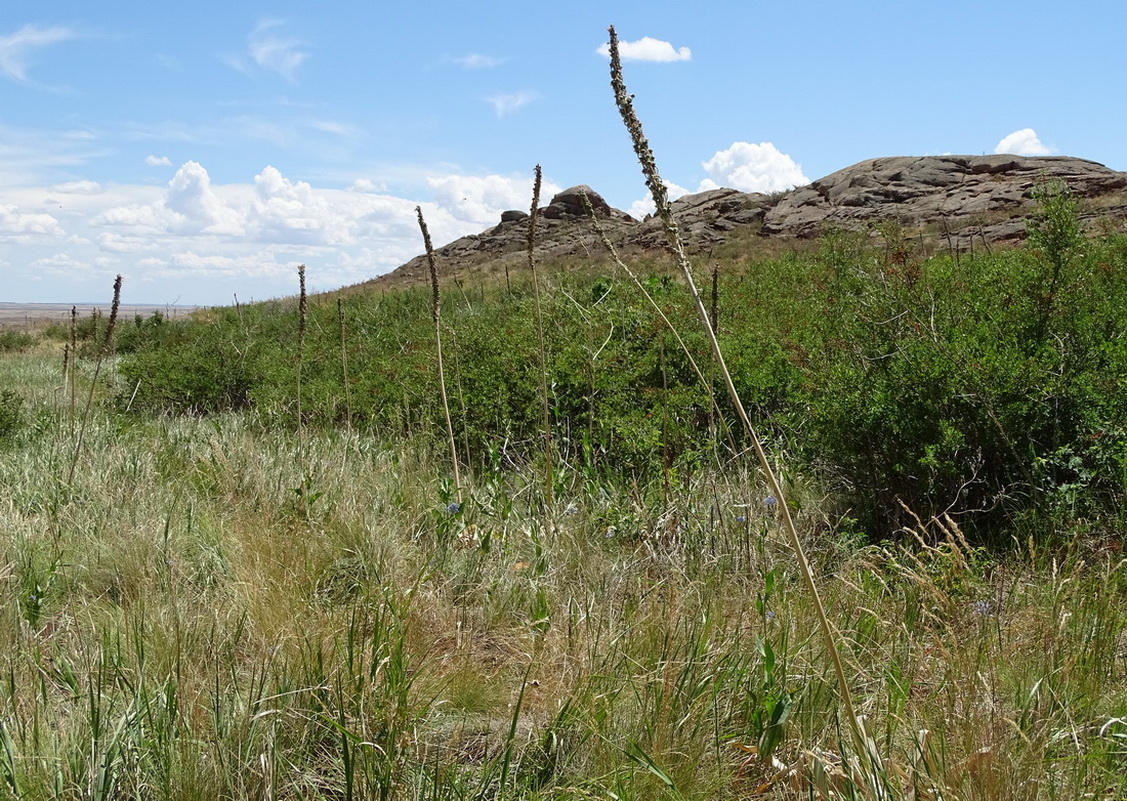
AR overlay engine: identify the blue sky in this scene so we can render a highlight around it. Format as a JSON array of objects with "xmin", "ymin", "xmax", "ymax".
[{"xmin": 3, "ymin": 0, "xmax": 1125, "ymax": 305}]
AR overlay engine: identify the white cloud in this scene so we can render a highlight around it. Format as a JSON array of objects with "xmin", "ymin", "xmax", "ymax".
[
  {"xmin": 29, "ymin": 252, "xmax": 91, "ymax": 277},
  {"xmin": 994, "ymin": 128, "xmax": 1053, "ymax": 156},
  {"xmin": 698, "ymin": 142, "xmax": 809, "ymax": 193},
  {"xmin": 165, "ymin": 162, "xmax": 245, "ymax": 235},
  {"xmin": 0, "ymin": 24, "xmax": 80, "ymax": 83},
  {"xmin": 486, "ymin": 91, "xmax": 537, "ymax": 117},
  {"xmin": 52, "ymin": 180, "xmax": 102, "ymax": 195},
  {"xmin": 97, "ymin": 232, "xmax": 156, "ymax": 253},
  {"xmin": 146, "ymin": 155, "xmax": 173, "ymax": 167},
  {"xmin": 596, "ymin": 36, "xmax": 692, "ymax": 63},
  {"xmin": 427, "ymin": 173, "xmax": 562, "ymax": 226},
  {"xmin": 629, "ymin": 179, "xmax": 691, "ymax": 220},
  {"xmin": 0, "ymin": 204, "xmax": 65, "ymax": 238},
  {"xmin": 4, "ymin": 159, "xmax": 567, "ymax": 303},
  {"xmin": 306, "ymin": 119, "xmax": 357, "ymax": 138},
  {"xmin": 248, "ymin": 165, "xmax": 350, "ymax": 245},
  {"xmin": 350, "ymin": 178, "xmax": 387, "ymax": 193},
  {"xmin": 451, "ymin": 53, "xmax": 504, "ymax": 69},
  {"xmin": 0, "ymin": 123, "xmax": 108, "ymax": 186},
  {"xmin": 228, "ymin": 20, "xmax": 308, "ymax": 81},
  {"xmin": 93, "ymin": 161, "xmax": 244, "ymax": 235}
]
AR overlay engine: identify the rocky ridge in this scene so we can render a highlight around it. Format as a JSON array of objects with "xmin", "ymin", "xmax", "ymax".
[{"xmin": 371, "ymin": 155, "xmax": 1127, "ymax": 288}]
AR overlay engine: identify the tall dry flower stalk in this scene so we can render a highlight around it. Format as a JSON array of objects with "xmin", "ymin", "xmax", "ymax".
[
  {"xmin": 527, "ymin": 166, "xmax": 554, "ymax": 514},
  {"xmin": 606, "ymin": 24, "xmax": 868, "ymax": 754},
  {"xmin": 66, "ymin": 275, "xmax": 122, "ymax": 486},
  {"xmin": 68, "ymin": 305, "xmax": 78, "ymax": 422},
  {"xmin": 337, "ymin": 298, "xmax": 352, "ymax": 429},
  {"xmin": 416, "ymin": 206, "xmax": 462, "ymax": 496},
  {"xmin": 296, "ymin": 264, "xmax": 308, "ymax": 430}
]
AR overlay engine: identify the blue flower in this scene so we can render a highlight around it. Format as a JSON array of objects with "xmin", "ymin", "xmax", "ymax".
[
  {"xmin": 735, "ymin": 514, "xmax": 747, "ymax": 523},
  {"xmin": 446, "ymin": 502, "xmax": 461, "ymax": 514},
  {"xmin": 764, "ymin": 495, "xmax": 778, "ymax": 508}
]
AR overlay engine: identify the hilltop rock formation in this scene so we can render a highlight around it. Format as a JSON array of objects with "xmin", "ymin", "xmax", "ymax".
[
  {"xmin": 542, "ymin": 185, "xmax": 619, "ymax": 219},
  {"xmin": 761, "ymin": 155, "xmax": 1127, "ymax": 243},
  {"xmin": 370, "ymin": 155, "xmax": 1127, "ymax": 288}
]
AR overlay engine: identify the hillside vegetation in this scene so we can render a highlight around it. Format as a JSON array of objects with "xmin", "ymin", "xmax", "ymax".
[
  {"xmin": 117, "ymin": 186, "xmax": 1127, "ymax": 538},
  {"xmin": 1, "ymin": 181, "xmax": 1126, "ymax": 798}
]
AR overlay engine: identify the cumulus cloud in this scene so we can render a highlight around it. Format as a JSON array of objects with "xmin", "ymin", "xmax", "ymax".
[
  {"xmin": 165, "ymin": 162, "xmax": 245, "ymax": 235},
  {"xmin": 0, "ymin": 24, "xmax": 80, "ymax": 83},
  {"xmin": 248, "ymin": 165, "xmax": 350, "ymax": 245},
  {"xmin": 596, "ymin": 36, "xmax": 691, "ymax": 62},
  {"xmin": 427, "ymin": 173, "xmax": 562, "ymax": 226},
  {"xmin": 698, "ymin": 142, "xmax": 809, "ymax": 193},
  {"xmin": 486, "ymin": 91, "xmax": 537, "ymax": 117},
  {"xmin": 451, "ymin": 53, "xmax": 504, "ymax": 69},
  {"xmin": 0, "ymin": 204, "xmax": 65, "ymax": 238},
  {"xmin": 994, "ymin": 128, "xmax": 1053, "ymax": 156},
  {"xmin": 7, "ymin": 159, "xmax": 570, "ymax": 303},
  {"xmin": 93, "ymin": 161, "xmax": 243, "ymax": 235},
  {"xmin": 146, "ymin": 155, "xmax": 173, "ymax": 167},
  {"xmin": 629, "ymin": 179, "xmax": 691, "ymax": 220}
]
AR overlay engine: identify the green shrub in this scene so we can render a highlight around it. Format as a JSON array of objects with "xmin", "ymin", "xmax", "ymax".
[
  {"xmin": 114, "ymin": 216, "xmax": 1127, "ymax": 538},
  {"xmin": 0, "ymin": 330, "xmax": 35, "ymax": 353},
  {"xmin": 0, "ymin": 389, "xmax": 24, "ymax": 443}
]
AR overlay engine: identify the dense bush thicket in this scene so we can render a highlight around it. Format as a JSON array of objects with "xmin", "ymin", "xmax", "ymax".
[
  {"xmin": 117, "ymin": 199, "xmax": 1127, "ymax": 536},
  {"xmin": 0, "ymin": 330, "xmax": 35, "ymax": 353}
]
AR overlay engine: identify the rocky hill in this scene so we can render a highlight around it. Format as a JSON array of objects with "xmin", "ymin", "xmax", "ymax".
[{"xmin": 367, "ymin": 155, "xmax": 1127, "ymax": 288}]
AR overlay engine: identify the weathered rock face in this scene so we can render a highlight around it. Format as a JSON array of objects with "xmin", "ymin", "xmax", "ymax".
[
  {"xmin": 542, "ymin": 185, "xmax": 614, "ymax": 219},
  {"xmin": 629, "ymin": 187, "xmax": 767, "ymax": 250},
  {"xmin": 499, "ymin": 210, "xmax": 528, "ymax": 224},
  {"xmin": 368, "ymin": 155, "xmax": 1127, "ymax": 289},
  {"xmin": 761, "ymin": 155, "xmax": 1127, "ymax": 241}
]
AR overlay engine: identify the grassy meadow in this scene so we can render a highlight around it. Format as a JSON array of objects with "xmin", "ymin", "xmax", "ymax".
[{"xmin": 3, "ymin": 187, "xmax": 1127, "ymax": 799}]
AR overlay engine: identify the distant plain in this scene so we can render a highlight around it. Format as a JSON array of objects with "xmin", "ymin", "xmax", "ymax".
[{"xmin": 0, "ymin": 302, "xmax": 196, "ymax": 328}]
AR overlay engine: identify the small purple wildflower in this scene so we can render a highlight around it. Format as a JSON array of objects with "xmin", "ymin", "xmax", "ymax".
[
  {"xmin": 972, "ymin": 599, "xmax": 993, "ymax": 617},
  {"xmin": 445, "ymin": 502, "xmax": 461, "ymax": 514},
  {"xmin": 735, "ymin": 514, "xmax": 747, "ymax": 523},
  {"xmin": 764, "ymin": 495, "xmax": 778, "ymax": 509},
  {"xmin": 765, "ymin": 610, "xmax": 776, "ymax": 622}
]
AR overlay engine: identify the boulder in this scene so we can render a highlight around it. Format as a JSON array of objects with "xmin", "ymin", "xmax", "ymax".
[
  {"xmin": 500, "ymin": 209, "xmax": 529, "ymax": 224},
  {"xmin": 542, "ymin": 185, "xmax": 612, "ymax": 219}
]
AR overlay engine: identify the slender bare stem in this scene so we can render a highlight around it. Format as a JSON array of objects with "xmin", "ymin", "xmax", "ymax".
[
  {"xmin": 67, "ymin": 276, "xmax": 122, "ymax": 487},
  {"xmin": 416, "ymin": 206, "xmax": 462, "ymax": 496},
  {"xmin": 68, "ymin": 306, "xmax": 77, "ymax": 425},
  {"xmin": 337, "ymin": 298, "xmax": 352, "ymax": 430}
]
